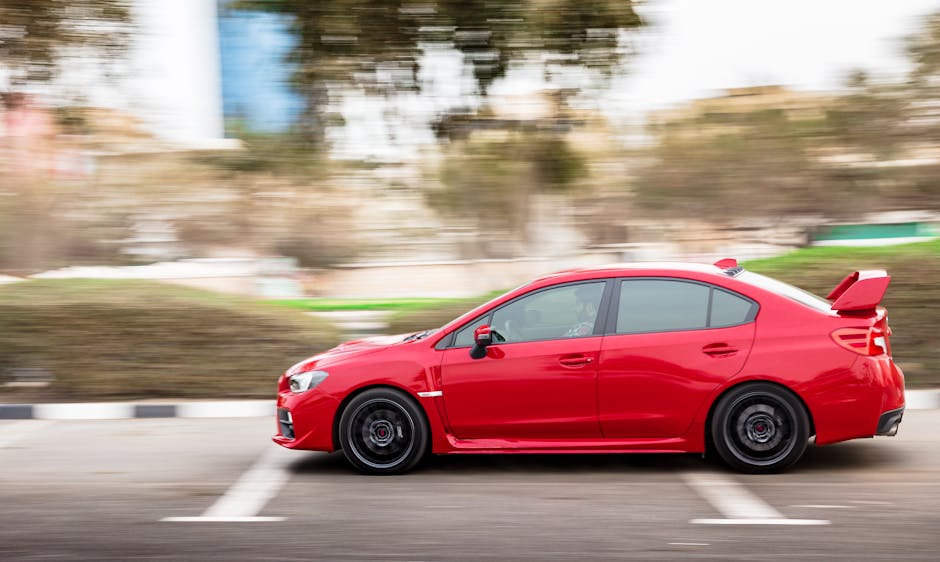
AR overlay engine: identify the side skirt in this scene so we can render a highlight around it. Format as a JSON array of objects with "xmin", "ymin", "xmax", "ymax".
[{"xmin": 439, "ymin": 434, "xmax": 699, "ymax": 454}]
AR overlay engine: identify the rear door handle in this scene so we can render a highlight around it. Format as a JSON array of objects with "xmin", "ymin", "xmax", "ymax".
[
  {"xmin": 702, "ymin": 343, "xmax": 738, "ymax": 357},
  {"xmin": 559, "ymin": 355, "xmax": 594, "ymax": 368}
]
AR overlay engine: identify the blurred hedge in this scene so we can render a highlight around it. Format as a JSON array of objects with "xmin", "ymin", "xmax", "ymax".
[
  {"xmin": 0, "ymin": 280, "xmax": 342, "ymax": 400},
  {"xmin": 386, "ymin": 301, "xmax": 487, "ymax": 336}
]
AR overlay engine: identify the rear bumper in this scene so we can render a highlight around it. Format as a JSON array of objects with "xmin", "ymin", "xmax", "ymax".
[{"xmin": 876, "ymin": 406, "xmax": 904, "ymax": 436}]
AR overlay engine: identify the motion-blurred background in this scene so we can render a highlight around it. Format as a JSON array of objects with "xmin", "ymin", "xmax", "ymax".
[{"xmin": 2, "ymin": 0, "xmax": 940, "ymax": 400}]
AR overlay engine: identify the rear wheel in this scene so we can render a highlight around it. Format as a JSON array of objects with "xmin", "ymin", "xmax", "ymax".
[
  {"xmin": 338, "ymin": 388, "xmax": 428, "ymax": 475},
  {"xmin": 711, "ymin": 382, "xmax": 810, "ymax": 473}
]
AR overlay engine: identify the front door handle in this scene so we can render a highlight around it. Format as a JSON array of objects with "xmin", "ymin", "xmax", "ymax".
[
  {"xmin": 559, "ymin": 355, "xmax": 594, "ymax": 368},
  {"xmin": 702, "ymin": 343, "xmax": 738, "ymax": 357}
]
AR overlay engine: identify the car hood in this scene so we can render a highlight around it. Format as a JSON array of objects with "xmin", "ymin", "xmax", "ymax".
[{"xmin": 286, "ymin": 331, "xmax": 433, "ymax": 375}]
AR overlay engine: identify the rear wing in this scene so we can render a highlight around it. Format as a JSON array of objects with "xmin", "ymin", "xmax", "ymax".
[{"xmin": 827, "ymin": 270, "xmax": 890, "ymax": 311}]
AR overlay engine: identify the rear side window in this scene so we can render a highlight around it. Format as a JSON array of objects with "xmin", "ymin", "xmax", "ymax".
[
  {"xmin": 737, "ymin": 271, "xmax": 830, "ymax": 312},
  {"xmin": 711, "ymin": 288, "xmax": 756, "ymax": 328},
  {"xmin": 616, "ymin": 279, "xmax": 757, "ymax": 334},
  {"xmin": 617, "ymin": 280, "xmax": 708, "ymax": 334}
]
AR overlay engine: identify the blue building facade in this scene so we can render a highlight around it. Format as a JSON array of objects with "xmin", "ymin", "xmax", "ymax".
[{"xmin": 217, "ymin": 1, "xmax": 303, "ymax": 134}]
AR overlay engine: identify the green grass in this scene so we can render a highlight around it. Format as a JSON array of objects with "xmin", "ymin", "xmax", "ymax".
[
  {"xmin": 0, "ymin": 280, "xmax": 343, "ymax": 400},
  {"xmin": 744, "ymin": 238, "xmax": 940, "ymax": 269}
]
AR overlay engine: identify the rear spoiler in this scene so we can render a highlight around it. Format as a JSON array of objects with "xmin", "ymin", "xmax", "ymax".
[{"xmin": 826, "ymin": 270, "xmax": 890, "ymax": 311}]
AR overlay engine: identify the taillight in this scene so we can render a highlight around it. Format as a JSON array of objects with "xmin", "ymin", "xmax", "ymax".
[{"xmin": 831, "ymin": 327, "xmax": 887, "ymax": 356}]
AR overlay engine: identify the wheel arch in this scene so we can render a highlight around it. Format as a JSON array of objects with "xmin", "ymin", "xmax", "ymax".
[
  {"xmin": 331, "ymin": 383, "xmax": 432, "ymax": 451},
  {"xmin": 703, "ymin": 379, "xmax": 816, "ymax": 451}
]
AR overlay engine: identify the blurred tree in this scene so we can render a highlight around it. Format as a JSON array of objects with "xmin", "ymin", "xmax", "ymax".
[
  {"xmin": 824, "ymin": 71, "xmax": 908, "ymax": 161},
  {"xmin": 906, "ymin": 9, "xmax": 940, "ymax": 143},
  {"xmin": 0, "ymin": 0, "xmax": 131, "ymax": 84},
  {"xmin": 429, "ymin": 128, "xmax": 585, "ymax": 258},
  {"xmin": 633, "ymin": 108, "xmax": 836, "ymax": 220},
  {"xmin": 233, "ymin": 0, "xmax": 642, "ymax": 142}
]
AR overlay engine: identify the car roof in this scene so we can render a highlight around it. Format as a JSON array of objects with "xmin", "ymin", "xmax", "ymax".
[{"xmin": 531, "ymin": 261, "xmax": 728, "ymax": 284}]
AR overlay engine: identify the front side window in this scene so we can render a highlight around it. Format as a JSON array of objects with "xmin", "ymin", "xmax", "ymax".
[
  {"xmin": 485, "ymin": 281, "xmax": 606, "ymax": 343},
  {"xmin": 453, "ymin": 316, "xmax": 491, "ymax": 347}
]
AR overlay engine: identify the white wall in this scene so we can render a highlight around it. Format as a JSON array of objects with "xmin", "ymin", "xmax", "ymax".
[{"xmin": 129, "ymin": 0, "xmax": 225, "ymax": 145}]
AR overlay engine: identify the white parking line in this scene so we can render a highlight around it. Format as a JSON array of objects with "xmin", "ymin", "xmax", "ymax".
[
  {"xmin": 162, "ymin": 446, "xmax": 293, "ymax": 523},
  {"xmin": 0, "ymin": 420, "xmax": 55, "ymax": 448},
  {"xmin": 791, "ymin": 504, "xmax": 856, "ymax": 509},
  {"xmin": 681, "ymin": 471, "xmax": 830, "ymax": 526}
]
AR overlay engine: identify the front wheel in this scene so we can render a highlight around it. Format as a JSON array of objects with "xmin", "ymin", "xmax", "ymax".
[
  {"xmin": 711, "ymin": 382, "xmax": 810, "ymax": 473},
  {"xmin": 338, "ymin": 388, "xmax": 429, "ymax": 475}
]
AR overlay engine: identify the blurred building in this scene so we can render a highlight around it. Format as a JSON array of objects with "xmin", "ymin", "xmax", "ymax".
[
  {"xmin": 216, "ymin": 1, "xmax": 304, "ymax": 134},
  {"xmin": 83, "ymin": 1, "xmax": 302, "ymax": 145},
  {"xmin": 647, "ymin": 85, "xmax": 832, "ymax": 136},
  {"xmin": 129, "ymin": 0, "xmax": 226, "ymax": 146}
]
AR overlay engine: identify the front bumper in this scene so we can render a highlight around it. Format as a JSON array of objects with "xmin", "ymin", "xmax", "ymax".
[
  {"xmin": 272, "ymin": 389, "xmax": 341, "ymax": 451},
  {"xmin": 876, "ymin": 406, "xmax": 904, "ymax": 436}
]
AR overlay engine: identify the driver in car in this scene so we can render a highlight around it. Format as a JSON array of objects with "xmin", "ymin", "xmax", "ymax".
[{"xmin": 565, "ymin": 286, "xmax": 599, "ymax": 337}]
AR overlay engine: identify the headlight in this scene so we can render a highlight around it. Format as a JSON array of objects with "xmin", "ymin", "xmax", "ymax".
[{"xmin": 289, "ymin": 370, "xmax": 328, "ymax": 393}]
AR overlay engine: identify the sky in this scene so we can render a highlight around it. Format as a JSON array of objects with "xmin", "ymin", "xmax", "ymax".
[{"xmin": 601, "ymin": 0, "xmax": 940, "ymax": 121}]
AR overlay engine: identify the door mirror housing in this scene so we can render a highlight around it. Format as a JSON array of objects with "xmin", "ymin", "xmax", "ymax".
[
  {"xmin": 474, "ymin": 325, "xmax": 493, "ymax": 346},
  {"xmin": 470, "ymin": 325, "xmax": 493, "ymax": 359}
]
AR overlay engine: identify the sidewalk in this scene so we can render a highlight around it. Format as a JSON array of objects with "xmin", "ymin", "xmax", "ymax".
[{"xmin": 1, "ymin": 391, "xmax": 938, "ymax": 420}]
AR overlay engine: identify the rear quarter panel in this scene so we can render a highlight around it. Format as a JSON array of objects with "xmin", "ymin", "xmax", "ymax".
[{"xmin": 689, "ymin": 281, "xmax": 889, "ymax": 445}]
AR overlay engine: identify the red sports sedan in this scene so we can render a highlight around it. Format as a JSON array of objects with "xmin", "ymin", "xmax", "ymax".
[{"xmin": 273, "ymin": 260, "xmax": 905, "ymax": 474}]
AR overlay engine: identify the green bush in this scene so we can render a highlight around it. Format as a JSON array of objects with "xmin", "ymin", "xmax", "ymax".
[{"xmin": 0, "ymin": 280, "xmax": 342, "ymax": 400}]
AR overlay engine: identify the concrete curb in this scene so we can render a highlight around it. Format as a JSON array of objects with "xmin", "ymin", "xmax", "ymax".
[
  {"xmin": 0, "ymin": 391, "xmax": 938, "ymax": 421},
  {"xmin": 0, "ymin": 400, "xmax": 274, "ymax": 420}
]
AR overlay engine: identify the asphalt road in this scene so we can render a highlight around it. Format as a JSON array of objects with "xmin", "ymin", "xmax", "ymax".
[{"xmin": 1, "ymin": 411, "xmax": 938, "ymax": 561}]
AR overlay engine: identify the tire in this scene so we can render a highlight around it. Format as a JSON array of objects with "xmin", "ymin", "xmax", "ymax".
[
  {"xmin": 338, "ymin": 387, "xmax": 429, "ymax": 475},
  {"xmin": 710, "ymin": 382, "xmax": 810, "ymax": 474}
]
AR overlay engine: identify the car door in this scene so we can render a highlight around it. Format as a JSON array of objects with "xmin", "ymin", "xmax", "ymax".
[
  {"xmin": 598, "ymin": 278, "xmax": 757, "ymax": 439},
  {"xmin": 440, "ymin": 280, "xmax": 610, "ymax": 440}
]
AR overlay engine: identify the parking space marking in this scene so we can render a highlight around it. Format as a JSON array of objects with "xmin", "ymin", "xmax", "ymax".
[
  {"xmin": 790, "ymin": 504, "xmax": 856, "ymax": 509},
  {"xmin": 0, "ymin": 420, "xmax": 55, "ymax": 448},
  {"xmin": 681, "ymin": 471, "xmax": 830, "ymax": 526},
  {"xmin": 162, "ymin": 445, "xmax": 292, "ymax": 523}
]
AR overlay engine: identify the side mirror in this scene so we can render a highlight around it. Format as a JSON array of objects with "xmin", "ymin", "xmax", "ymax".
[
  {"xmin": 474, "ymin": 325, "xmax": 493, "ymax": 346},
  {"xmin": 470, "ymin": 325, "xmax": 492, "ymax": 360}
]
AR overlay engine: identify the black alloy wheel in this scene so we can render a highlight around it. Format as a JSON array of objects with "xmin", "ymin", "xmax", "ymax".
[
  {"xmin": 339, "ymin": 387, "xmax": 428, "ymax": 475},
  {"xmin": 711, "ymin": 382, "xmax": 810, "ymax": 473}
]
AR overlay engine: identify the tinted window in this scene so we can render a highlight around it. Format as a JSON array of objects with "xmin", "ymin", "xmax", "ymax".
[
  {"xmin": 711, "ymin": 288, "xmax": 756, "ymax": 327},
  {"xmin": 489, "ymin": 282, "xmax": 605, "ymax": 343},
  {"xmin": 617, "ymin": 280, "xmax": 709, "ymax": 334},
  {"xmin": 737, "ymin": 271, "xmax": 830, "ymax": 312}
]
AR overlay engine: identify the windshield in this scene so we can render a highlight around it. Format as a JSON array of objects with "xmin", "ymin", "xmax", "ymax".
[
  {"xmin": 737, "ymin": 271, "xmax": 831, "ymax": 312},
  {"xmin": 445, "ymin": 281, "xmax": 533, "ymax": 328}
]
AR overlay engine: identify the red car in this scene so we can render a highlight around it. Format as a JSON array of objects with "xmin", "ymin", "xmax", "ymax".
[{"xmin": 273, "ymin": 260, "xmax": 905, "ymax": 474}]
